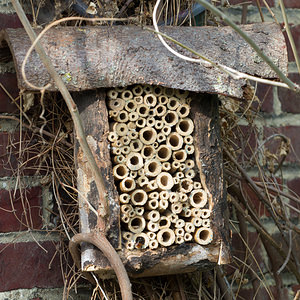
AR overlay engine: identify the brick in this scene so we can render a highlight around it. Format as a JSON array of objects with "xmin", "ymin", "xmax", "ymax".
[
  {"xmin": 237, "ymin": 286, "xmax": 289, "ymax": 300},
  {"xmin": 0, "ymin": 241, "xmax": 63, "ymax": 291},
  {"xmin": 278, "ymin": 73, "xmax": 300, "ymax": 113},
  {"xmin": 0, "ymin": 186, "xmax": 42, "ymax": 232},
  {"xmin": 0, "ymin": 73, "xmax": 19, "ymax": 113},
  {"xmin": 282, "ymin": 25, "xmax": 300, "ymax": 62},
  {"xmin": 256, "ymin": 83, "xmax": 273, "ymax": 113},
  {"xmin": 287, "ymin": 178, "xmax": 300, "ymax": 219},
  {"xmin": 283, "ymin": 0, "xmax": 300, "ymax": 8},
  {"xmin": 0, "ymin": 13, "xmax": 33, "ymax": 30},
  {"xmin": 264, "ymin": 126, "xmax": 300, "ymax": 163},
  {"xmin": 228, "ymin": 0, "xmax": 275, "ymax": 6}
]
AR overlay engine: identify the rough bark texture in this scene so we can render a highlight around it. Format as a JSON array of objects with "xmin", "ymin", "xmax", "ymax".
[{"xmin": 1, "ymin": 23, "xmax": 287, "ymax": 98}]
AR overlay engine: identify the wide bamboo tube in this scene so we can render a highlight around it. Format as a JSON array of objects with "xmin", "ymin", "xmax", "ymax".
[
  {"xmin": 162, "ymin": 162, "xmax": 171, "ymax": 171},
  {"xmin": 136, "ymin": 176, "xmax": 149, "ymax": 187},
  {"xmin": 191, "ymin": 217, "xmax": 203, "ymax": 227},
  {"xmin": 184, "ymin": 135, "xmax": 193, "ymax": 145},
  {"xmin": 129, "ymin": 139, "xmax": 143, "ymax": 152},
  {"xmin": 162, "ymin": 125, "xmax": 171, "ymax": 136},
  {"xmin": 120, "ymin": 177, "xmax": 136, "ymax": 192},
  {"xmin": 167, "ymin": 97, "xmax": 180, "ymax": 110},
  {"xmin": 108, "ymin": 132, "xmax": 118, "ymax": 142},
  {"xmin": 147, "ymin": 221, "xmax": 159, "ymax": 232},
  {"xmin": 132, "ymin": 85, "xmax": 143, "ymax": 96},
  {"xmin": 158, "ymin": 199, "xmax": 169, "ymax": 211},
  {"xmin": 136, "ymin": 118, "xmax": 147, "ymax": 128},
  {"xmin": 157, "ymin": 228, "xmax": 175, "ymax": 247},
  {"xmin": 144, "ymin": 159, "xmax": 162, "ymax": 177},
  {"xmin": 137, "ymin": 104, "xmax": 150, "ymax": 117},
  {"xmin": 156, "ymin": 145, "xmax": 172, "ymax": 162},
  {"xmin": 146, "ymin": 116, "xmax": 156, "ymax": 127},
  {"xmin": 139, "ymin": 127, "xmax": 157, "ymax": 145},
  {"xmin": 115, "ymin": 123, "xmax": 128, "ymax": 136},
  {"xmin": 120, "ymin": 145, "xmax": 130, "ymax": 155},
  {"xmin": 134, "ymin": 96, "xmax": 144, "ymax": 104},
  {"xmin": 120, "ymin": 193, "xmax": 130, "ymax": 204},
  {"xmin": 176, "ymin": 118, "xmax": 194, "ymax": 136},
  {"xmin": 107, "ymin": 89, "xmax": 118, "ymax": 100},
  {"xmin": 163, "ymin": 111, "xmax": 179, "ymax": 127},
  {"xmin": 156, "ymin": 133, "xmax": 166, "ymax": 143},
  {"xmin": 200, "ymin": 209, "xmax": 211, "ymax": 219},
  {"xmin": 180, "ymin": 178, "xmax": 194, "ymax": 193},
  {"xmin": 202, "ymin": 219, "xmax": 210, "ymax": 228},
  {"xmin": 113, "ymin": 164, "xmax": 129, "ymax": 180},
  {"xmin": 145, "ymin": 210, "xmax": 160, "ymax": 222},
  {"xmin": 141, "ymin": 145, "xmax": 156, "ymax": 159},
  {"xmin": 177, "ymin": 104, "xmax": 190, "ymax": 118},
  {"xmin": 144, "ymin": 94, "xmax": 157, "ymax": 107},
  {"xmin": 158, "ymin": 95, "xmax": 169, "ymax": 105},
  {"xmin": 128, "ymin": 111, "xmax": 139, "ymax": 122},
  {"xmin": 166, "ymin": 132, "xmax": 183, "ymax": 150},
  {"xmin": 155, "ymin": 104, "xmax": 167, "ymax": 117},
  {"xmin": 122, "ymin": 231, "xmax": 133, "ymax": 241},
  {"xmin": 128, "ymin": 216, "xmax": 146, "ymax": 233},
  {"xmin": 156, "ymin": 172, "xmax": 174, "ymax": 190},
  {"xmin": 147, "ymin": 232, "xmax": 156, "ymax": 240},
  {"xmin": 116, "ymin": 110, "xmax": 129, "ymax": 123},
  {"xmin": 175, "ymin": 228, "xmax": 185, "ymax": 236},
  {"xmin": 194, "ymin": 227, "xmax": 213, "ymax": 245},
  {"xmin": 185, "ymin": 144, "xmax": 195, "ymax": 155},
  {"xmin": 184, "ymin": 232, "xmax": 193, "ymax": 242},
  {"xmin": 121, "ymin": 90, "xmax": 133, "ymax": 100},
  {"xmin": 149, "ymin": 239, "xmax": 159, "ymax": 250},
  {"xmin": 120, "ymin": 136, "xmax": 131, "ymax": 146},
  {"xmin": 175, "ymin": 236, "xmax": 185, "ymax": 244},
  {"xmin": 171, "ymin": 202, "xmax": 183, "ymax": 214},
  {"xmin": 189, "ymin": 189, "xmax": 207, "ymax": 208},
  {"xmin": 126, "ymin": 152, "xmax": 143, "ymax": 171},
  {"xmin": 169, "ymin": 192, "xmax": 179, "ymax": 203},
  {"xmin": 173, "ymin": 150, "xmax": 187, "ymax": 163},
  {"xmin": 134, "ymin": 232, "xmax": 149, "ymax": 249},
  {"xmin": 185, "ymin": 222, "xmax": 195, "ymax": 233},
  {"xmin": 131, "ymin": 189, "xmax": 148, "ymax": 206}
]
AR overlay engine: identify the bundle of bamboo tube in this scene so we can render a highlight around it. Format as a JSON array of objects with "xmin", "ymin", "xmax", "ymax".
[{"xmin": 107, "ymin": 85, "xmax": 213, "ymax": 250}]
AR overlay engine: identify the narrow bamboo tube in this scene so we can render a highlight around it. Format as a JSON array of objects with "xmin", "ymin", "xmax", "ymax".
[
  {"xmin": 180, "ymin": 178, "xmax": 194, "ymax": 193},
  {"xmin": 121, "ymin": 204, "xmax": 133, "ymax": 214},
  {"xmin": 162, "ymin": 125, "xmax": 171, "ymax": 136},
  {"xmin": 157, "ymin": 228, "xmax": 176, "ymax": 247},
  {"xmin": 116, "ymin": 110, "xmax": 129, "ymax": 123},
  {"xmin": 184, "ymin": 135, "xmax": 194, "ymax": 145},
  {"xmin": 155, "ymin": 104, "xmax": 167, "ymax": 117},
  {"xmin": 144, "ymin": 210, "xmax": 160, "ymax": 222},
  {"xmin": 185, "ymin": 222, "xmax": 195, "ymax": 233},
  {"xmin": 112, "ymin": 146, "xmax": 121, "ymax": 155},
  {"xmin": 189, "ymin": 189, "xmax": 207, "ymax": 208},
  {"xmin": 169, "ymin": 192, "xmax": 179, "ymax": 203},
  {"xmin": 179, "ymin": 193, "xmax": 188, "ymax": 202},
  {"xmin": 120, "ymin": 136, "xmax": 131, "ymax": 146},
  {"xmin": 134, "ymin": 232, "xmax": 149, "ymax": 249},
  {"xmin": 137, "ymin": 168, "xmax": 145, "ymax": 176},
  {"xmin": 145, "ymin": 199, "xmax": 159, "ymax": 210},
  {"xmin": 128, "ymin": 216, "xmax": 146, "ymax": 233},
  {"xmin": 147, "ymin": 116, "xmax": 156, "ymax": 127},
  {"xmin": 128, "ymin": 121, "xmax": 137, "ymax": 130},
  {"xmin": 157, "ymin": 133, "xmax": 166, "ymax": 143},
  {"xmin": 114, "ymin": 155, "xmax": 126, "ymax": 164},
  {"xmin": 173, "ymin": 177, "xmax": 180, "ymax": 185},
  {"xmin": 165, "ymin": 210, "xmax": 178, "ymax": 223},
  {"xmin": 159, "ymin": 191, "xmax": 169, "ymax": 200},
  {"xmin": 175, "ymin": 236, "xmax": 185, "ymax": 244},
  {"xmin": 125, "ymin": 240, "xmax": 135, "ymax": 250},
  {"xmin": 175, "ymin": 89, "xmax": 189, "ymax": 99},
  {"xmin": 176, "ymin": 118, "xmax": 194, "ymax": 136},
  {"xmin": 131, "ymin": 189, "xmax": 148, "ymax": 206},
  {"xmin": 145, "ymin": 180, "xmax": 158, "ymax": 192},
  {"xmin": 115, "ymin": 87, "xmax": 126, "ymax": 92},
  {"xmin": 147, "ymin": 221, "xmax": 159, "ymax": 232},
  {"xmin": 122, "ymin": 231, "xmax": 133, "ymax": 241},
  {"xmin": 158, "ymin": 95, "xmax": 169, "ymax": 105},
  {"xmin": 179, "ymin": 163, "xmax": 186, "ymax": 172},
  {"xmin": 136, "ymin": 118, "xmax": 147, "ymax": 128},
  {"xmin": 154, "ymin": 120, "xmax": 164, "ymax": 130},
  {"xmin": 107, "ymin": 89, "xmax": 118, "ymax": 100},
  {"xmin": 126, "ymin": 152, "xmax": 143, "ymax": 171},
  {"xmin": 147, "ymin": 232, "xmax": 156, "ymax": 240},
  {"xmin": 156, "ymin": 145, "xmax": 172, "ymax": 162},
  {"xmin": 125, "ymin": 99, "xmax": 137, "ymax": 112},
  {"xmin": 175, "ymin": 219, "xmax": 185, "ymax": 228},
  {"xmin": 121, "ymin": 214, "xmax": 130, "ymax": 224},
  {"xmin": 163, "ymin": 111, "xmax": 179, "ymax": 127},
  {"xmin": 129, "ymin": 171, "xmax": 137, "ymax": 179},
  {"xmin": 115, "ymin": 123, "xmax": 128, "ymax": 136},
  {"xmin": 175, "ymin": 228, "xmax": 185, "ymax": 236},
  {"xmin": 137, "ymin": 104, "xmax": 150, "ymax": 117},
  {"xmin": 120, "ymin": 177, "xmax": 136, "ymax": 192},
  {"xmin": 113, "ymin": 164, "xmax": 129, "ymax": 180},
  {"xmin": 175, "ymin": 171, "xmax": 184, "ymax": 179},
  {"xmin": 202, "ymin": 219, "xmax": 210, "ymax": 228},
  {"xmin": 185, "ymin": 144, "xmax": 195, "ymax": 155},
  {"xmin": 184, "ymin": 232, "xmax": 193, "ymax": 242},
  {"xmin": 173, "ymin": 150, "xmax": 187, "ymax": 163},
  {"xmin": 200, "ymin": 209, "xmax": 211, "ymax": 219},
  {"xmin": 121, "ymin": 90, "xmax": 133, "ymax": 100},
  {"xmin": 141, "ymin": 145, "xmax": 156, "ymax": 159},
  {"xmin": 109, "ymin": 110, "xmax": 118, "ymax": 118},
  {"xmin": 167, "ymin": 97, "xmax": 180, "ymax": 110},
  {"xmin": 185, "ymin": 169, "xmax": 196, "ymax": 179},
  {"xmin": 153, "ymin": 142, "xmax": 159, "ymax": 149},
  {"xmin": 120, "ymin": 193, "xmax": 130, "ymax": 204},
  {"xmin": 185, "ymin": 159, "xmax": 195, "ymax": 169},
  {"xmin": 111, "ymin": 139, "xmax": 122, "ymax": 148},
  {"xmin": 149, "ymin": 191, "xmax": 159, "ymax": 199},
  {"xmin": 153, "ymin": 86, "xmax": 163, "ymax": 96},
  {"xmin": 134, "ymin": 95, "xmax": 144, "ymax": 104},
  {"xmin": 194, "ymin": 181, "xmax": 202, "ymax": 189},
  {"xmin": 143, "ymin": 84, "xmax": 153, "ymax": 94},
  {"xmin": 156, "ymin": 172, "xmax": 174, "ymax": 190},
  {"xmin": 191, "ymin": 208, "xmax": 202, "ymax": 218},
  {"xmin": 171, "ymin": 202, "xmax": 183, "ymax": 214},
  {"xmin": 120, "ymin": 145, "xmax": 130, "ymax": 155},
  {"xmin": 194, "ymin": 227, "xmax": 213, "ymax": 245},
  {"xmin": 170, "ymin": 161, "xmax": 180, "ymax": 173},
  {"xmin": 128, "ymin": 111, "xmax": 139, "ymax": 122},
  {"xmin": 144, "ymin": 159, "xmax": 162, "ymax": 177},
  {"xmin": 158, "ymin": 199, "xmax": 169, "ymax": 211},
  {"xmin": 166, "ymin": 132, "xmax": 183, "ymax": 150},
  {"xmin": 160, "ymin": 162, "xmax": 170, "ymax": 172},
  {"xmin": 191, "ymin": 217, "xmax": 203, "ymax": 227},
  {"xmin": 136, "ymin": 175, "xmax": 149, "ymax": 187},
  {"xmin": 139, "ymin": 127, "xmax": 157, "ymax": 145},
  {"xmin": 180, "ymin": 208, "xmax": 192, "ymax": 218},
  {"xmin": 144, "ymin": 94, "xmax": 157, "ymax": 107},
  {"xmin": 129, "ymin": 139, "xmax": 143, "ymax": 152},
  {"xmin": 132, "ymin": 85, "xmax": 143, "ymax": 96},
  {"xmin": 149, "ymin": 239, "xmax": 159, "ymax": 250},
  {"xmin": 128, "ymin": 131, "xmax": 139, "ymax": 140},
  {"xmin": 176, "ymin": 104, "xmax": 190, "ymax": 118},
  {"xmin": 108, "ymin": 132, "xmax": 118, "ymax": 142}
]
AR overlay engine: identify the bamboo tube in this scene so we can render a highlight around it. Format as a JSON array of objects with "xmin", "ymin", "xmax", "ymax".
[
  {"xmin": 173, "ymin": 177, "xmax": 180, "ymax": 185},
  {"xmin": 144, "ymin": 94, "xmax": 157, "ymax": 107},
  {"xmin": 147, "ymin": 232, "xmax": 156, "ymax": 240},
  {"xmin": 112, "ymin": 147, "xmax": 122, "ymax": 155},
  {"xmin": 184, "ymin": 232, "xmax": 193, "ymax": 242},
  {"xmin": 185, "ymin": 169, "xmax": 196, "ymax": 179},
  {"xmin": 131, "ymin": 189, "xmax": 148, "ymax": 206},
  {"xmin": 180, "ymin": 208, "xmax": 192, "ymax": 218},
  {"xmin": 179, "ymin": 192, "xmax": 188, "ymax": 202},
  {"xmin": 162, "ymin": 162, "xmax": 171, "ymax": 172},
  {"xmin": 137, "ymin": 104, "xmax": 150, "ymax": 118},
  {"xmin": 129, "ymin": 139, "xmax": 143, "ymax": 152},
  {"xmin": 171, "ymin": 202, "xmax": 183, "ymax": 214},
  {"xmin": 134, "ymin": 205, "xmax": 145, "ymax": 215},
  {"xmin": 121, "ymin": 90, "xmax": 133, "ymax": 100},
  {"xmin": 145, "ymin": 180, "xmax": 158, "ymax": 192},
  {"xmin": 145, "ymin": 199, "xmax": 159, "ymax": 210},
  {"xmin": 120, "ymin": 177, "xmax": 136, "ymax": 192},
  {"xmin": 126, "ymin": 152, "xmax": 143, "ymax": 171},
  {"xmin": 147, "ymin": 221, "xmax": 159, "ymax": 232},
  {"xmin": 166, "ymin": 132, "xmax": 183, "ymax": 150},
  {"xmin": 129, "ymin": 170, "xmax": 137, "ymax": 178},
  {"xmin": 109, "ymin": 110, "xmax": 118, "ymax": 118},
  {"xmin": 120, "ymin": 136, "xmax": 131, "ymax": 146},
  {"xmin": 154, "ymin": 120, "xmax": 164, "ymax": 130},
  {"xmin": 173, "ymin": 150, "xmax": 187, "ymax": 163},
  {"xmin": 175, "ymin": 89, "xmax": 189, "ymax": 99},
  {"xmin": 185, "ymin": 97, "xmax": 192, "ymax": 105},
  {"xmin": 158, "ymin": 95, "xmax": 169, "ymax": 106},
  {"xmin": 175, "ymin": 236, "xmax": 185, "ymax": 244},
  {"xmin": 175, "ymin": 219, "xmax": 185, "ymax": 228},
  {"xmin": 191, "ymin": 217, "xmax": 203, "ymax": 227},
  {"xmin": 157, "ymin": 228, "xmax": 176, "ymax": 247},
  {"xmin": 120, "ymin": 193, "xmax": 130, "ymax": 204},
  {"xmin": 136, "ymin": 118, "xmax": 147, "ymax": 128},
  {"xmin": 143, "ymin": 84, "xmax": 154, "ymax": 94},
  {"xmin": 136, "ymin": 175, "xmax": 149, "ymax": 187},
  {"xmin": 111, "ymin": 140, "xmax": 122, "ymax": 148},
  {"xmin": 134, "ymin": 232, "xmax": 149, "ymax": 249},
  {"xmin": 121, "ymin": 204, "xmax": 133, "ymax": 215},
  {"xmin": 149, "ymin": 191, "xmax": 159, "ymax": 199},
  {"xmin": 158, "ymin": 199, "xmax": 169, "ymax": 211},
  {"xmin": 167, "ymin": 97, "xmax": 180, "ymax": 110},
  {"xmin": 194, "ymin": 181, "xmax": 202, "ymax": 189},
  {"xmin": 114, "ymin": 155, "xmax": 126, "ymax": 164},
  {"xmin": 115, "ymin": 87, "xmax": 126, "ymax": 92},
  {"xmin": 155, "ymin": 104, "xmax": 167, "ymax": 117},
  {"xmin": 128, "ymin": 111, "xmax": 139, "ymax": 122},
  {"xmin": 179, "ymin": 163, "xmax": 186, "ymax": 172},
  {"xmin": 121, "ymin": 214, "xmax": 130, "ymax": 224},
  {"xmin": 137, "ymin": 168, "xmax": 145, "ymax": 176},
  {"xmin": 175, "ymin": 171, "xmax": 184, "ymax": 179},
  {"xmin": 156, "ymin": 145, "xmax": 172, "ymax": 162},
  {"xmin": 156, "ymin": 172, "xmax": 174, "ymax": 190},
  {"xmin": 116, "ymin": 110, "xmax": 129, "ymax": 123},
  {"xmin": 180, "ymin": 178, "xmax": 194, "ymax": 193},
  {"xmin": 165, "ymin": 210, "xmax": 178, "ymax": 223},
  {"xmin": 202, "ymin": 219, "xmax": 210, "ymax": 228},
  {"xmin": 185, "ymin": 145, "xmax": 195, "ymax": 155},
  {"xmin": 194, "ymin": 227, "xmax": 213, "ymax": 245},
  {"xmin": 175, "ymin": 228, "xmax": 185, "ymax": 236},
  {"xmin": 176, "ymin": 104, "xmax": 190, "ymax": 118},
  {"xmin": 128, "ymin": 216, "xmax": 146, "ymax": 233},
  {"xmin": 156, "ymin": 132, "xmax": 166, "ymax": 143},
  {"xmin": 169, "ymin": 192, "xmax": 179, "ymax": 203},
  {"xmin": 191, "ymin": 208, "xmax": 202, "ymax": 218},
  {"xmin": 162, "ymin": 125, "xmax": 171, "ymax": 136},
  {"xmin": 113, "ymin": 164, "xmax": 129, "ymax": 180},
  {"xmin": 128, "ymin": 131, "xmax": 139, "ymax": 140},
  {"xmin": 128, "ymin": 209, "xmax": 135, "ymax": 218},
  {"xmin": 122, "ymin": 231, "xmax": 133, "ymax": 241},
  {"xmin": 185, "ymin": 222, "xmax": 195, "ymax": 233},
  {"xmin": 125, "ymin": 99, "xmax": 137, "ymax": 112},
  {"xmin": 147, "ymin": 116, "xmax": 156, "ymax": 127},
  {"xmin": 144, "ymin": 159, "xmax": 162, "ymax": 177},
  {"xmin": 144, "ymin": 210, "xmax": 160, "ymax": 222},
  {"xmin": 141, "ymin": 145, "xmax": 156, "ymax": 159},
  {"xmin": 176, "ymin": 118, "xmax": 194, "ymax": 136},
  {"xmin": 184, "ymin": 135, "xmax": 193, "ymax": 145},
  {"xmin": 153, "ymin": 142, "xmax": 159, "ymax": 149},
  {"xmin": 108, "ymin": 132, "xmax": 118, "ymax": 142},
  {"xmin": 134, "ymin": 95, "xmax": 144, "ymax": 105},
  {"xmin": 200, "ymin": 209, "xmax": 211, "ymax": 219},
  {"xmin": 159, "ymin": 191, "xmax": 169, "ymax": 200},
  {"xmin": 132, "ymin": 85, "xmax": 143, "ymax": 96},
  {"xmin": 115, "ymin": 123, "xmax": 128, "ymax": 137},
  {"xmin": 189, "ymin": 189, "xmax": 207, "ymax": 208},
  {"xmin": 128, "ymin": 121, "xmax": 137, "ymax": 130},
  {"xmin": 153, "ymin": 86, "xmax": 163, "ymax": 96},
  {"xmin": 163, "ymin": 87, "xmax": 174, "ymax": 97},
  {"xmin": 139, "ymin": 127, "xmax": 157, "ymax": 145},
  {"xmin": 125, "ymin": 240, "xmax": 135, "ymax": 250},
  {"xmin": 163, "ymin": 111, "xmax": 179, "ymax": 127},
  {"xmin": 107, "ymin": 89, "xmax": 118, "ymax": 99},
  {"xmin": 170, "ymin": 161, "xmax": 180, "ymax": 173},
  {"xmin": 149, "ymin": 239, "xmax": 159, "ymax": 250}
]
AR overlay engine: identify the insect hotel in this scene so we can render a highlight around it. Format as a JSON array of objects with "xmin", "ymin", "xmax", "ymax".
[{"xmin": 0, "ymin": 23, "xmax": 287, "ymax": 278}]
